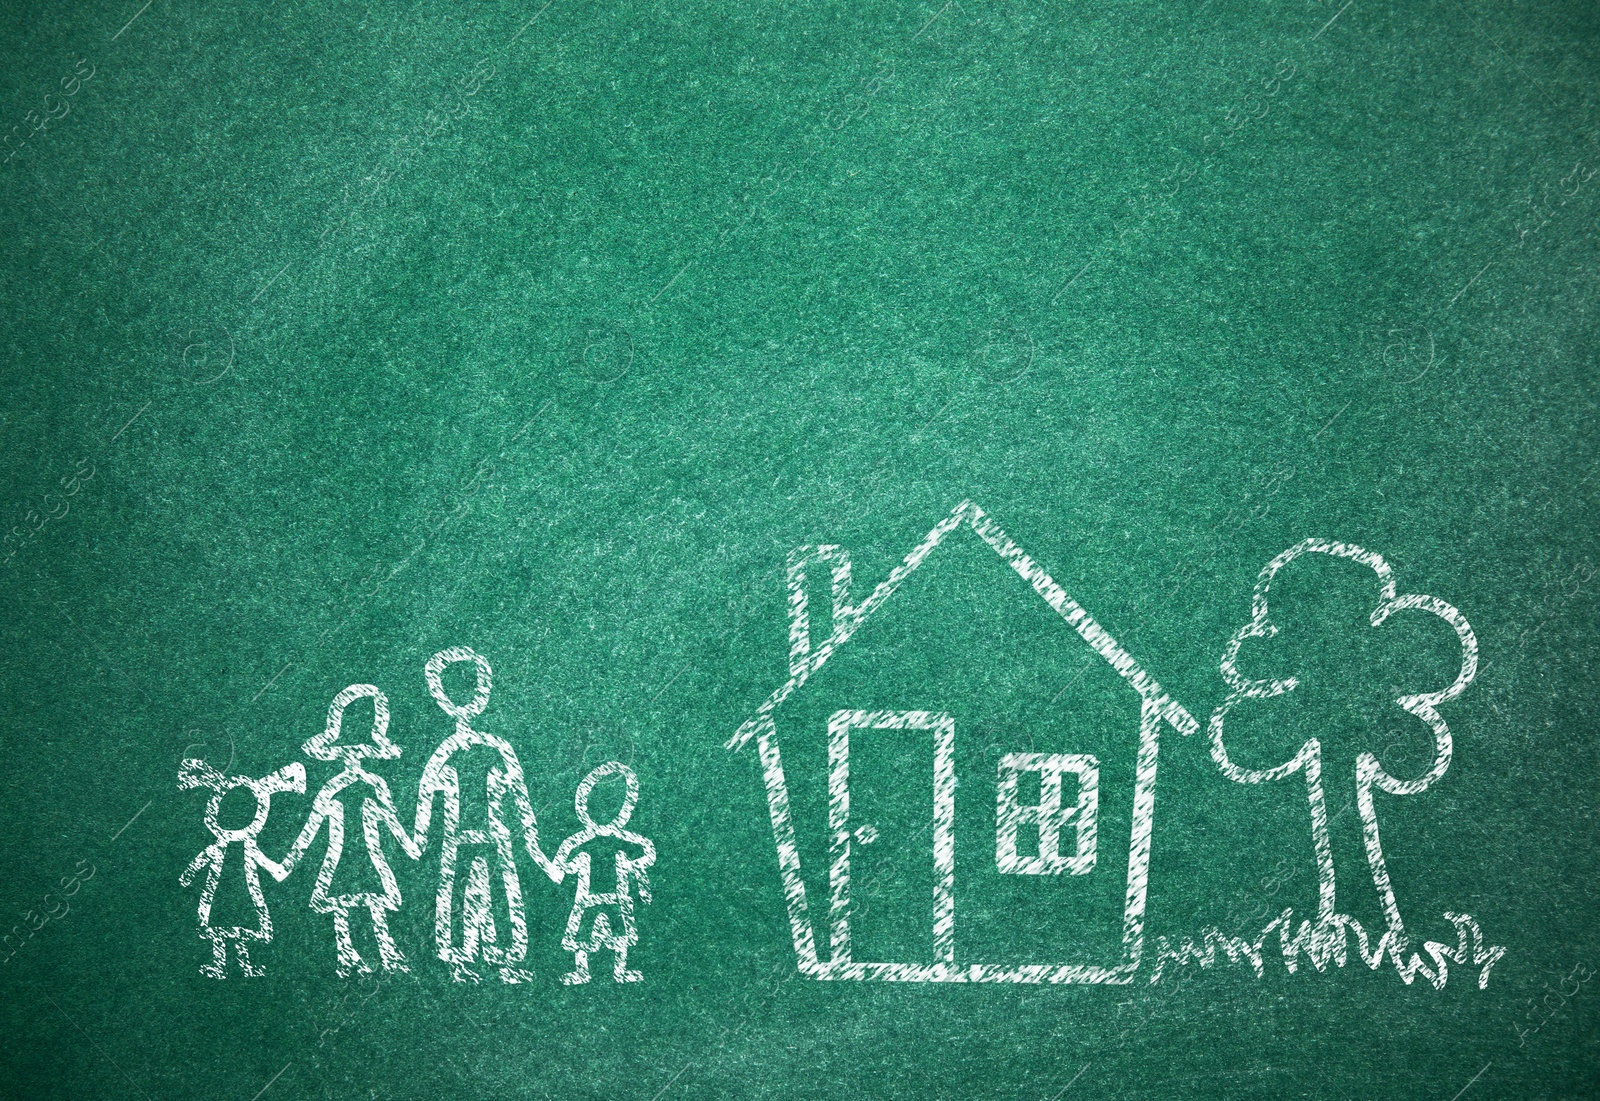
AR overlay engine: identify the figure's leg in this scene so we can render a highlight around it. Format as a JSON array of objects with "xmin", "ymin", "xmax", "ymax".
[
  {"xmin": 435, "ymin": 847, "xmax": 458, "ymax": 967},
  {"xmin": 463, "ymin": 856, "xmax": 496, "ymax": 953},
  {"xmin": 368, "ymin": 901, "xmax": 408, "ymax": 973},
  {"xmin": 200, "ymin": 931, "xmax": 227, "ymax": 980},
  {"xmin": 332, "ymin": 908, "xmax": 368, "ymax": 977},
  {"xmin": 589, "ymin": 914, "xmax": 640, "ymax": 983},
  {"xmin": 437, "ymin": 854, "xmax": 478, "ymax": 981},
  {"xmin": 235, "ymin": 935, "xmax": 264, "ymax": 978},
  {"xmin": 454, "ymin": 856, "xmax": 496, "ymax": 983},
  {"xmin": 494, "ymin": 858, "xmax": 535, "ymax": 984},
  {"xmin": 562, "ymin": 950, "xmax": 591, "ymax": 985},
  {"xmin": 486, "ymin": 806, "xmax": 534, "ymax": 984},
  {"xmin": 612, "ymin": 944, "xmax": 642, "ymax": 984}
]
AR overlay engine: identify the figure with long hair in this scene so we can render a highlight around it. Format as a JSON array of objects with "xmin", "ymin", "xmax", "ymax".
[{"xmin": 286, "ymin": 683, "xmax": 419, "ymax": 976}]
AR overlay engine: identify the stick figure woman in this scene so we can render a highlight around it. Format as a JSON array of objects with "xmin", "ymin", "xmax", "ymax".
[
  {"xmin": 411, "ymin": 646, "xmax": 561, "ymax": 983},
  {"xmin": 178, "ymin": 758, "xmax": 305, "ymax": 978},
  {"xmin": 285, "ymin": 683, "xmax": 420, "ymax": 977},
  {"xmin": 555, "ymin": 762, "xmax": 655, "ymax": 984}
]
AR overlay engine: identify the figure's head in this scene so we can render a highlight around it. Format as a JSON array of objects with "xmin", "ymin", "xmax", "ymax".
[
  {"xmin": 179, "ymin": 759, "xmax": 305, "ymax": 842},
  {"xmin": 302, "ymin": 683, "xmax": 400, "ymax": 763},
  {"xmin": 574, "ymin": 761, "xmax": 639, "ymax": 832},
  {"xmin": 426, "ymin": 647, "xmax": 493, "ymax": 726}
]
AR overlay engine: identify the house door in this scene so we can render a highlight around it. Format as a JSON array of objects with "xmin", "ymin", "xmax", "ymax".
[{"xmin": 826, "ymin": 710, "xmax": 955, "ymax": 975}]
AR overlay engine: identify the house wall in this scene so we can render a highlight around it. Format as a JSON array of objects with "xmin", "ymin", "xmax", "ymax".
[{"xmin": 773, "ymin": 532, "xmax": 1156, "ymax": 972}]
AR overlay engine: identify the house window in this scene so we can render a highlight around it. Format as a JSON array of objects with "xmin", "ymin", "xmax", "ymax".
[{"xmin": 995, "ymin": 753, "xmax": 1098, "ymax": 876}]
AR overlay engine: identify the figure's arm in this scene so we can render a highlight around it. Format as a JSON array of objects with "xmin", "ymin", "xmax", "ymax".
[
  {"xmin": 179, "ymin": 847, "xmax": 215, "ymax": 888},
  {"xmin": 280, "ymin": 806, "xmax": 329, "ymax": 876},
  {"xmin": 551, "ymin": 834, "xmax": 583, "ymax": 879},
  {"xmin": 632, "ymin": 861, "xmax": 652, "ymax": 905},
  {"xmin": 492, "ymin": 766, "xmax": 562, "ymax": 884},
  {"xmin": 626, "ymin": 832, "xmax": 657, "ymax": 870},
  {"xmin": 254, "ymin": 843, "xmax": 294, "ymax": 884},
  {"xmin": 370, "ymin": 793, "xmax": 425, "ymax": 861},
  {"xmin": 410, "ymin": 767, "xmax": 452, "ymax": 858}
]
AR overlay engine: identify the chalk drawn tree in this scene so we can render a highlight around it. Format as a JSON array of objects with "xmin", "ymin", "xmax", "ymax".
[{"xmin": 1201, "ymin": 538, "xmax": 1502, "ymax": 987}]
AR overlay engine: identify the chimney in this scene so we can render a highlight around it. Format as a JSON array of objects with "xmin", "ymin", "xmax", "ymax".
[{"xmin": 786, "ymin": 545, "xmax": 857, "ymax": 678}]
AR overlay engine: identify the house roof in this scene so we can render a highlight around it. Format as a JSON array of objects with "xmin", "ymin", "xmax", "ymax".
[{"xmin": 727, "ymin": 500, "xmax": 1198, "ymax": 751}]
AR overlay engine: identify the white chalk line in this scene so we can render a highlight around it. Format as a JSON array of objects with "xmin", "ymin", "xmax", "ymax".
[
  {"xmin": 648, "ymin": 1061, "xmax": 694, "ymax": 1101},
  {"xmin": 42, "ymin": 989, "xmax": 155, "ymax": 1101},
  {"xmin": 1049, "ymin": 259, "xmax": 1095, "ymax": 305},
  {"xmin": 1190, "ymin": 540, "xmax": 1499, "ymax": 989},
  {"xmin": 110, "ymin": 799, "xmax": 152, "ymax": 843},
  {"xmin": 248, "ymin": 261, "xmax": 292, "ymax": 305},
  {"xmin": 650, "ymin": 664, "xmax": 689, "ymax": 703},
  {"xmin": 912, "ymin": 0, "xmax": 954, "ymax": 40},
  {"xmin": 1448, "ymin": 261, "xmax": 1493, "ymax": 308},
  {"xmin": 1448, "ymin": 1062, "xmax": 1492, "ymax": 1101},
  {"xmin": 735, "ymin": 502, "xmax": 1194, "ymax": 983},
  {"xmin": 1048, "ymin": 1062, "xmax": 1091, "ymax": 1099},
  {"xmin": 181, "ymin": 648, "xmax": 659, "ymax": 983},
  {"xmin": 108, "ymin": 400, "xmax": 152, "ymax": 446},
  {"xmin": 730, "ymin": 500, "xmax": 1196, "ymax": 751},
  {"xmin": 650, "ymin": 259, "xmax": 695, "ymax": 305},
  {"xmin": 1049, "ymin": 656, "xmax": 1095, "ymax": 704},
  {"xmin": 1308, "ymin": 399, "xmax": 1353, "ymax": 444},
  {"xmin": 109, "ymin": 0, "xmax": 152, "ymax": 43},
  {"xmin": 249, "ymin": 1061, "xmax": 292, "ymax": 1101},
  {"xmin": 1150, "ymin": 909, "xmax": 1503, "ymax": 989},
  {"xmin": 1309, "ymin": 0, "xmax": 1352, "ymax": 41},
  {"xmin": 508, "ymin": 0, "xmax": 555, "ymax": 45},
  {"xmin": 252, "ymin": 662, "xmax": 293, "ymax": 703}
]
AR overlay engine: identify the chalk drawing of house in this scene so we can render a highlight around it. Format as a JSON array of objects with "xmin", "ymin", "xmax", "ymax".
[{"xmin": 727, "ymin": 500, "xmax": 1198, "ymax": 983}]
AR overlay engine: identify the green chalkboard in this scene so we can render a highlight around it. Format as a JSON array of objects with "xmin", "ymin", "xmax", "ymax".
[{"xmin": 2, "ymin": 0, "xmax": 1598, "ymax": 1097}]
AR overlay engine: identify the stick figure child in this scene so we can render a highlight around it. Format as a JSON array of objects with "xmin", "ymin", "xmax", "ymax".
[
  {"xmin": 178, "ymin": 758, "xmax": 306, "ymax": 978},
  {"xmin": 285, "ymin": 683, "xmax": 420, "ymax": 977},
  {"xmin": 555, "ymin": 762, "xmax": 655, "ymax": 985}
]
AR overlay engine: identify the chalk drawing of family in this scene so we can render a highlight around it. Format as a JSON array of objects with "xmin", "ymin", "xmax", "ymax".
[{"xmin": 178, "ymin": 646, "xmax": 655, "ymax": 983}]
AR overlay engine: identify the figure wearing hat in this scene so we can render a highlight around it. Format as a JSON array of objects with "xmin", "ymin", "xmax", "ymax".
[
  {"xmin": 178, "ymin": 758, "xmax": 306, "ymax": 978},
  {"xmin": 555, "ymin": 762, "xmax": 655, "ymax": 984},
  {"xmin": 410, "ymin": 646, "xmax": 562, "ymax": 983},
  {"xmin": 285, "ymin": 683, "xmax": 419, "ymax": 976}
]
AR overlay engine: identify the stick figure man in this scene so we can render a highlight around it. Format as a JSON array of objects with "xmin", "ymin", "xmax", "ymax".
[
  {"xmin": 285, "ymin": 683, "xmax": 420, "ymax": 977},
  {"xmin": 178, "ymin": 758, "xmax": 306, "ymax": 978},
  {"xmin": 410, "ymin": 647, "xmax": 561, "ymax": 983},
  {"xmin": 555, "ymin": 762, "xmax": 655, "ymax": 984}
]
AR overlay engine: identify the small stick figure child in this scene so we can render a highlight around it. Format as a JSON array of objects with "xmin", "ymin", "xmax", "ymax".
[
  {"xmin": 178, "ymin": 758, "xmax": 306, "ymax": 978},
  {"xmin": 555, "ymin": 762, "xmax": 655, "ymax": 985},
  {"xmin": 285, "ymin": 683, "xmax": 420, "ymax": 977}
]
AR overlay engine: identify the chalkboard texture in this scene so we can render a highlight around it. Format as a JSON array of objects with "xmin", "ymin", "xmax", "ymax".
[{"xmin": 2, "ymin": 0, "xmax": 1598, "ymax": 1098}]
